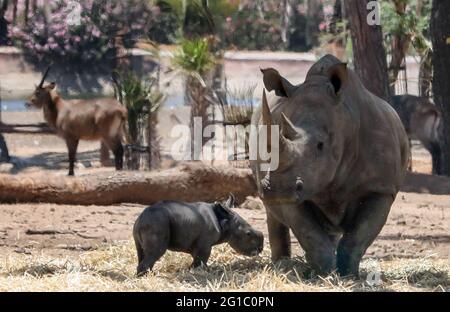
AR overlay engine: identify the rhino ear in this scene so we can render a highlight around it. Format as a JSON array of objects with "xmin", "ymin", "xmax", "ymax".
[
  {"xmin": 261, "ymin": 68, "xmax": 296, "ymax": 98},
  {"xmin": 327, "ymin": 63, "xmax": 348, "ymax": 96}
]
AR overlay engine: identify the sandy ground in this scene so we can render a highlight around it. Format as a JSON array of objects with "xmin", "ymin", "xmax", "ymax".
[
  {"xmin": 0, "ymin": 111, "xmax": 449, "ymax": 266},
  {"xmin": 0, "ymin": 190, "xmax": 448, "ymax": 261}
]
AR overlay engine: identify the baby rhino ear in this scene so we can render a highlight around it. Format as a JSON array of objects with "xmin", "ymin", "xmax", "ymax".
[{"xmin": 225, "ymin": 193, "xmax": 236, "ymax": 209}]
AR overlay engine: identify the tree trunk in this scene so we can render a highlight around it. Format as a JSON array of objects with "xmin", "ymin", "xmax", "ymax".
[
  {"xmin": 419, "ymin": 49, "xmax": 433, "ymax": 97},
  {"xmin": 388, "ymin": 1, "xmax": 410, "ymax": 95},
  {"xmin": 0, "ymin": 0, "xmax": 8, "ymax": 45},
  {"xmin": 187, "ymin": 76, "xmax": 212, "ymax": 160},
  {"xmin": 0, "ymin": 163, "xmax": 257, "ymax": 205},
  {"xmin": 12, "ymin": 0, "xmax": 17, "ymax": 25},
  {"xmin": 280, "ymin": 0, "xmax": 294, "ymax": 46},
  {"xmin": 24, "ymin": 0, "xmax": 29, "ymax": 25},
  {"xmin": 330, "ymin": 0, "xmax": 343, "ymax": 34},
  {"xmin": 0, "ymin": 133, "xmax": 9, "ymax": 162},
  {"xmin": 344, "ymin": 0, "xmax": 391, "ymax": 102},
  {"xmin": 431, "ymin": 0, "xmax": 450, "ymax": 175},
  {"xmin": 305, "ymin": 0, "xmax": 323, "ymax": 49},
  {"xmin": 147, "ymin": 108, "xmax": 161, "ymax": 170}
]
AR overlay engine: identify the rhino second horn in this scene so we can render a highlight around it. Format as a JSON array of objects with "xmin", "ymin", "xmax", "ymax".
[
  {"xmin": 280, "ymin": 113, "xmax": 298, "ymax": 140},
  {"xmin": 279, "ymin": 132, "xmax": 293, "ymax": 154}
]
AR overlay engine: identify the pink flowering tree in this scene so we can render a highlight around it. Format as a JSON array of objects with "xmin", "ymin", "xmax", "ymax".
[{"xmin": 9, "ymin": 0, "xmax": 152, "ymax": 65}]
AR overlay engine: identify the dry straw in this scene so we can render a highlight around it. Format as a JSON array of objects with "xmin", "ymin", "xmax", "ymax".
[{"xmin": 0, "ymin": 241, "xmax": 448, "ymax": 292}]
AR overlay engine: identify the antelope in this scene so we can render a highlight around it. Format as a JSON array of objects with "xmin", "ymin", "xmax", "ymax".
[
  {"xmin": 26, "ymin": 67, "xmax": 127, "ymax": 176},
  {"xmin": 391, "ymin": 94, "xmax": 443, "ymax": 175}
]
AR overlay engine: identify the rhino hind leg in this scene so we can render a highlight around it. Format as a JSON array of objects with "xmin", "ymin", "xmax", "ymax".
[
  {"xmin": 136, "ymin": 245, "xmax": 167, "ymax": 277},
  {"xmin": 267, "ymin": 210, "xmax": 291, "ymax": 261},
  {"xmin": 337, "ymin": 194, "xmax": 393, "ymax": 277},
  {"xmin": 136, "ymin": 230, "xmax": 169, "ymax": 277}
]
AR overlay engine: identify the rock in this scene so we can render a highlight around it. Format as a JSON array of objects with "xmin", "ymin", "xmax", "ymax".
[{"xmin": 240, "ymin": 196, "xmax": 264, "ymax": 210}]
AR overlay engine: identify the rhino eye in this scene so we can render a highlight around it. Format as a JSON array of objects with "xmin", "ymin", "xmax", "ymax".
[
  {"xmin": 317, "ymin": 142, "xmax": 324, "ymax": 151},
  {"xmin": 246, "ymin": 231, "xmax": 251, "ymax": 236}
]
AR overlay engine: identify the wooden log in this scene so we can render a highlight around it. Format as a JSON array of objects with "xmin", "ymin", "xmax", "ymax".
[
  {"xmin": 0, "ymin": 163, "xmax": 258, "ymax": 205},
  {"xmin": 0, "ymin": 123, "xmax": 55, "ymax": 134}
]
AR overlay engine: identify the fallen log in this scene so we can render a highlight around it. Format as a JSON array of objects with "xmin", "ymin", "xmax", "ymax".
[
  {"xmin": 0, "ymin": 163, "xmax": 258, "ymax": 205},
  {"xmin": 0, "ymin": 123, "xmax": 55, "ymax": 134}
]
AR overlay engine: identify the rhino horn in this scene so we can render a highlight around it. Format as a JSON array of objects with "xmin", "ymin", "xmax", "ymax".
[
  {"xmin": 261, "ymin": 89, "xmax": 273, "ymax": 148},
  {"xmin": 261, "ymin": 89, "xmax": 273, "ymax": 126}
]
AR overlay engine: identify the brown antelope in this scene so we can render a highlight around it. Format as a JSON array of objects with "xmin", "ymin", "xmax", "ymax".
[
  {"xmin": 26, "ymin": 67, "xmax": 127, "ymax": 176},
  {"xmin": 391, "ymin": 94, "xmax": 443, "ymax": 175}
]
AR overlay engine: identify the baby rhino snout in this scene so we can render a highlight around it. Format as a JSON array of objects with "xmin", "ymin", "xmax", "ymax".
[{"xmin": 230, "ymin": 227, "xmax": 264, "ymax": 257}]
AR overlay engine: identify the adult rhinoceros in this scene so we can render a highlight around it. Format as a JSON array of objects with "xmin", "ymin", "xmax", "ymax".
[{"xmin": 251, "ymin": 55, "xmax": 409, "ymax": 277}]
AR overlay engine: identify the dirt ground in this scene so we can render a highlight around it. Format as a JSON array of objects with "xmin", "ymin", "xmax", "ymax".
[{"xmin": 0, "ymin": 110, "xmax": 449, "ymax": 288}]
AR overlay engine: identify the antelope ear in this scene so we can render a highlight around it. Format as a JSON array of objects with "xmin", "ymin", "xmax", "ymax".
[
  {"xmin": 327, "ymin": 63, "xmax": 348, "ymax": 96},
  {"xmin": 261, "ymin": 68, "xmax": 296, "ymax": 97}
]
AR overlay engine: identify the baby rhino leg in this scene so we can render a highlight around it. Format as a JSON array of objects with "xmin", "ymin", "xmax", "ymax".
[
  {"xmin": 136, "ymin": 227, "xmax": 169, "ymax": 277},
  {"xmin": 191, "ymin": 244, "xmax": 212, "ymax": 268}
]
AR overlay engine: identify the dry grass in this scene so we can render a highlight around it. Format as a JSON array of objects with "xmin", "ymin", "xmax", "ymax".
[{"xmin": 0, "ymin": 241, "xmax": 448, "ymax": 292}]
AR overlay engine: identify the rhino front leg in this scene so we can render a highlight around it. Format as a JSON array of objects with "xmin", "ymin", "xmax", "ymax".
[
  {"xmin": 191, "ymin": 246, "xmax": 212, "ymax": 268},
  {"xmin": 337, "ymin": 193, "xmax": 393, "ymax": 277},
  {"xmin": 287, "ymin": 204, "xmax": 336, "ymax": 275},
  {"xmin": 266, "ymin": 209, "xmax": 291, "ymax": 261}
]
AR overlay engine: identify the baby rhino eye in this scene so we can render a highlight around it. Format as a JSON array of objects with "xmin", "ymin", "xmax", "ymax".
[{"xmin": 317, "ymin": 142, "xmax": 324, "ymax": 151}]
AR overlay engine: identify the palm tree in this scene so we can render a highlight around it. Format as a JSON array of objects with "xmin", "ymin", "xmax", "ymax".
[
  {"xmin": 173, "ymin": 37, "xmax": 215, "ymax": 160},
  {"xmin": 112, "ymin": 71, "xmax": 165, "ymax": 170}
]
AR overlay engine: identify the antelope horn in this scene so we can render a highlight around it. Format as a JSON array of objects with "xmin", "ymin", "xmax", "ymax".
[{"xmin": 38, "ymin": 65, "xmax": 52, "ymax": 88}]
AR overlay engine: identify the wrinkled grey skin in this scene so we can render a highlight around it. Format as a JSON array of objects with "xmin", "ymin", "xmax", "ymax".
[
  {"xmin": 251, "ymin": 55, "xmax": 409, "ymax": 277},
  {"xmin": 391, "ymin": 94, "xmax": 443, "ymax": 175},
  {"xmin": 133, "ymin": 194, "xmax": 264, "ymax": 276}
]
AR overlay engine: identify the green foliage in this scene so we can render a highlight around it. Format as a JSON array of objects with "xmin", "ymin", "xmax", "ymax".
[
  {"xmin": 112, "ymin": 71, "xmax": 165, "ymax": 143},
  {"xmin": 149, "ymin": 0, "xmax": 238, "ymax": 42},
  {"xmin": 222, "ymin": 84, "xmax": 256, "ymax": 126},
  {"xmin": 381, "ymin": 0, "xmax": 432, "ymax": 54},
  {"xmin": 223, "ymin": 8, "xmax": 284, "ymax": 51},
  {"xmin": 172, "ymin": 37, "xmax": 215, "ymax": 76}
]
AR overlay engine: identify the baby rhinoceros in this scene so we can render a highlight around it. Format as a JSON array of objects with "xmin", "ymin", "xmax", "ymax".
[{"xmin": 133, "ymin": 194, "xmax": 264, "ymax": 276}]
